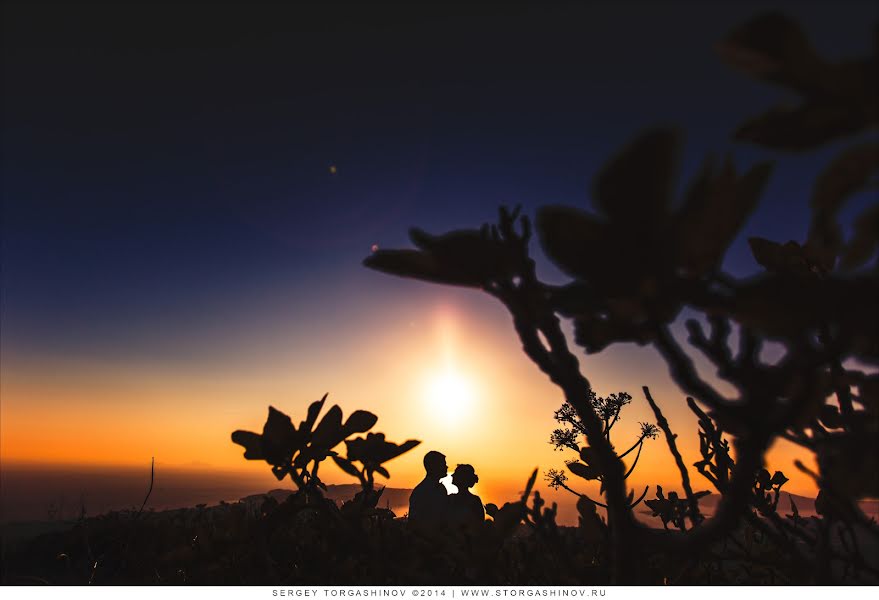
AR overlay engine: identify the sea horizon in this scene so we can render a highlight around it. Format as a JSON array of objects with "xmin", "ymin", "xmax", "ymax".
[{"xmin": 3, "ymin": 461, "xmax": 875, "ymax": 528}]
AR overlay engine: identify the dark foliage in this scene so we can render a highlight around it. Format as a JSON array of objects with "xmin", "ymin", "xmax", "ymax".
[
  {"xmin": 3, "ymin": 11, "xmax": 876, "ymax": 586},
  {"xmin": 231, "ymin": 396, "xmax": 420, "ymax": 516},
  {"xmin": 364, "ymin": 11, "xmax": 879, "ymax": 584}
]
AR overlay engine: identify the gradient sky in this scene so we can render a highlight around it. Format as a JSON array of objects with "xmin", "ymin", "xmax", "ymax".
[{"xmin": 2, "ymin": 1, "xmax": 877, "ymax": 511}]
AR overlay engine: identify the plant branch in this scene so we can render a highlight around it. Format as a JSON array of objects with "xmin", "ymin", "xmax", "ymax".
[
  {"xmin": 558, "ymin": 481, "xmax": 608, "ymax": 508},
  {"xmin": 618, "ymin": 435, "xmax": 645, "ymax": 460},
  {"xmin": 643, "ymin": 387, "xmax": 701, "ymax": 527},
  {"xmin": 622, "ymin": 441, "xmax": 643, "ymax": 479},
  {"xmin": 488, "ymin": 264, "xmax": 638, "ymax": 581},
  {"xmin": 653, "ymin": 326, "xmax": 731, "ymax": 412},
  {"xmin": 643, "ymin": 427, "xmax": 772, "ymax": 556}
]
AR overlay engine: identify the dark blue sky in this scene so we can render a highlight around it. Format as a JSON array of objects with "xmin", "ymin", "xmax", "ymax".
[{"xmin": 3, "ymin": 1, "xmax": 877, "ymax": 365}]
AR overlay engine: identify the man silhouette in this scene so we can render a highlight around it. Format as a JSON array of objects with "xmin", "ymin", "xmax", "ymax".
[{"xmin": 408, "ymin": 450, "xmax": 448, "ymax": 534}]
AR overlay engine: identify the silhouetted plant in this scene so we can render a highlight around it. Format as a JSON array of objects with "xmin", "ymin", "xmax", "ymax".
[
  {"xmin": 231, "ymin": 394, "xmax": 419, "ymax": 498},
  {"xmin": 365, "ymin": 11, "xmax": 878, "ymax": 584},
  {"xmin": 645, "ymin": 486, "xmax": 710, "ymax": 531},
  {"xmin": 334, "ymin": 432, "xmax": 421, "ymax": 492},
  {"xmin": 546, "ymin": 390, "xmax": 656, "ymax": 510}
]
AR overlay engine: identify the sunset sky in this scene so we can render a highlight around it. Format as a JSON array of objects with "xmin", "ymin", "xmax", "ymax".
[{"xmin": 2, "ymin": 1, "xmax": 877, "ymax": 517}]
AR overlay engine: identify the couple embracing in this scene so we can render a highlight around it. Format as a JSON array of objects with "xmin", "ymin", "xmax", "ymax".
[{"xmin": 408, "ymin": 450, "xmax": 484, "ymax": 536}]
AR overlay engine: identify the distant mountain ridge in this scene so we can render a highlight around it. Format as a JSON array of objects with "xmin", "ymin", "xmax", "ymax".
[
  {"xmin": 240, "ymin": 485, "xmax": 413, "ymax": 515},
  {"xmin": 243, "ymin": 488, "xmax": 878, "ymax": 524},
  {"xmin": 640, "ymin": 492, "xmax": 879, "ymax": 522}
]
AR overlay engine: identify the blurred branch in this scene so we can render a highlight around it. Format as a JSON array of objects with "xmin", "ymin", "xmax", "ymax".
[{"xmin": 653, "ymin": 327, "xmax": 732, "ymax": 413}]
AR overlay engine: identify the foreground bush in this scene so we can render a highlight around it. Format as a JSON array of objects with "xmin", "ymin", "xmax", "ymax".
[{"xmin": 364, "ymin": 11, "xmax": 879, "ymax": 584}]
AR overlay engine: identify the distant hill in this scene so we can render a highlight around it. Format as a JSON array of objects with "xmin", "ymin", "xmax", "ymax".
[
  {"xmin": 639, "ymin": 492, "xmax": 879, "ymax": 523},
  {"xmin": 244, "ymin": 487, "xmax": 878, "ymax": 526},
  {"xmin": 240, "ymin": 485, "xmax": 413, "ymax": 516}
]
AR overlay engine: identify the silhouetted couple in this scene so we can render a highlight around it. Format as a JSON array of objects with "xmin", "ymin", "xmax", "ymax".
[{"xmin": 408, "ymin": 450, "xmax": 484, "ymax": 537}]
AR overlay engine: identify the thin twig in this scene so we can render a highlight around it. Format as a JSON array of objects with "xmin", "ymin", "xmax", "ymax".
[
  {"xmin": 559, "ymin": 481, "xmax": 608, "ymax": 508},
  {"xmin": 137, "ymin": 457, "xmax": 155, "ymax": 517},
  {"xmin": 618, "ymin": 435, "xmax": 645, "ymax": 459},
  {"xmin": 629, "ymin": 485, "xmax": 650, "ymax": 509},
  {"xmin": 622, "ymin": 441, "xmax": 644, "ymax": 479},
  {"xmin": 643, "ymin": 386, "xmax": 701, "ymax": 527}
]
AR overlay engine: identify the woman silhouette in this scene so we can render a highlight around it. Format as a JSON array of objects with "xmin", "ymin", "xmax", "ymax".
[{"xmin": 447, "ymin": 464, "xmax": 484, "ymax": 532}]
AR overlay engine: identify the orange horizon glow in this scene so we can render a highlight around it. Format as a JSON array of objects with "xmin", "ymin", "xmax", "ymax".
[{"xmin": 0, "ymin": 300, "xmax": 823, "ymax": 513}]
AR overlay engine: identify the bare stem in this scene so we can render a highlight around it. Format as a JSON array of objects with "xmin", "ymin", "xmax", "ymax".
[
  {"xmin": 643, "ymin": 386, "xmax": 701, "ymax": 527},
  {"xmin": 137, "ymin": 457, "xmax": 155, "ymax": 518}
]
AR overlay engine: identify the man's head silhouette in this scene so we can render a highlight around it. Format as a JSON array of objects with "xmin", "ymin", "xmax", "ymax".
[{"xmin": 423, "ymin": 450, "xmax": 447, "ymax": 480}]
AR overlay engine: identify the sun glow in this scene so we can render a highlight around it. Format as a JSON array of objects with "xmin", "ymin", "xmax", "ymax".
[
  {"xmin": 423, "ymin": 367, "xmax": 476, "ymax": 424},
  {"xmin": 417, "ymin": 307, "xmax": 483, "ymax": 426}
]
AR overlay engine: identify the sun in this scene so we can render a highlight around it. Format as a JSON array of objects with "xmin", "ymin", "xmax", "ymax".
[{"xmin": 423, "ymin": 368, "xmax": 476, "ymax": 424}]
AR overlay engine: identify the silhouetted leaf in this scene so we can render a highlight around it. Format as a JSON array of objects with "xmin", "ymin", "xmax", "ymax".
[
  {"xmin": 811, "ymin": 143, "xmax": 879, "ymax": 215},
  {"xmin": 573, "ymin": 315, "xmax": 654, "ymax": 354},
  {"xmin": 332, "ymin": 456, "xmax": 362, "ymax": 479},
  {"xmin": 735, "ymin": 103, "xmax": 874, "ymax": 151},
  {"xmin": 345, "ymin": 433, "xmax": 421, "ymax": 465},
  {"xmin": 373, "ymin": 465, "xmax": 390, "ymax": 479},
  {"xmin": 815, "ymin": 489, "xmax": 830, "ymax": 516},
  {"xmin": 567, "ymin": 461, "xmax": 600, "ymax": 480},
  {"xmin": 492, "ymin": 501, "xmax": 527, "ymax": 533},
  {"xmin": 748, "ymin": 237, "xmax": 813, "ymax": 275},
  {"xmin": 300, "ymin": 393, "xmax": 328, "ymax": 437},
  {"xmin": 718, "ymin": 12, "xmax": 822, "ymax": 94},
  {"xmin": 310, "ymin": 404, "xmax": 344, "ymax": 450},
  {"xmin": 841, "ymin": 204, "xmax": 879, "ymax": 269},
  {"xmin": 343, "ymin": 410, "xmax": 378, "ymax": 435},
  {"xmin": 522, "ymin": 468, "xmax": 538, "ymax": 503},
  {"xmin": 804, "ymin": 220, "xmax": 842, "ymax": 274},
  {"xmin": 720, "ymin": 12, "xmax": 878, "ymax": 149},
  {"xmin": 262, "ymin": 407, "xmax": 299, "ymax": 464},
  {"xmin": 676, "ymin": 161, "xmax": 772, "ymax": 276},
  {"xmin": 577, "ymin": 495, "xmax": 605, "ymax": 541},
  {"xmin": 577, "ymin": 496, "xmax": 597, "ymax": 516},
  {"xmin": 730, "ymin": 275, "xmax": 878, "ymax": 348},
  {"xmin": 535, "ymin": 205, "xmax": 607, "ymax": 281},
  {"xmin": 380, "ymin": 439, "xmax": 421, "ymax": 462},
  {"xmin": 364, "ymin": 249, "xmax": 485, "ymax": 287},
  {"xmin": 593, "ymin": 129, "xmax": 680, "ymax": 225},
  {"xmin": 409, "ymin": 227, "xmax": 516, "ymax": 283},
  {"xmin": 550, "ymin": 282, "xmax": 603, "ymax": 317},
  {"xmin": 231, "ymin": 430, "xmax": 264, "ymax": 460},
  {"xmin": 770, "ymin": 471, "xmax": 789, "ymax": 487}
]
